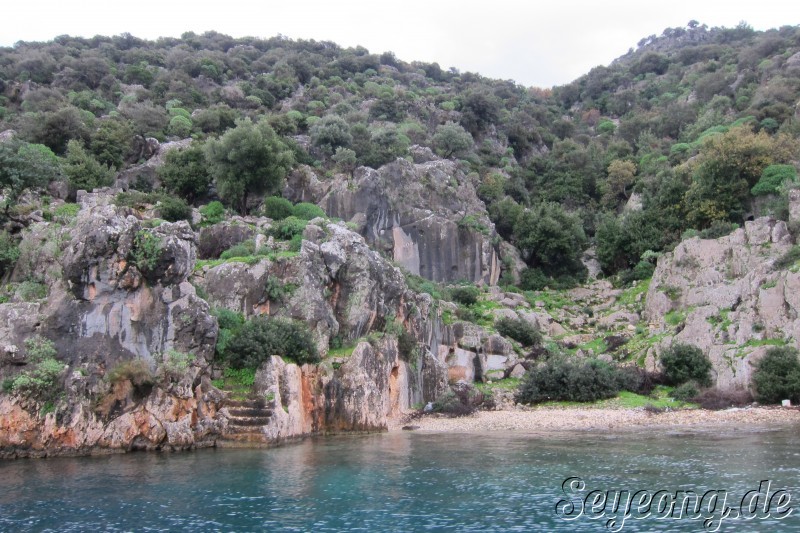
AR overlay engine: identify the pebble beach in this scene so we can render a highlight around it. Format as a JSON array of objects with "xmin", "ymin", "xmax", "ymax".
[{"xmin": 392, "ymin": 406, "xmax": 800, "ymax": 433}]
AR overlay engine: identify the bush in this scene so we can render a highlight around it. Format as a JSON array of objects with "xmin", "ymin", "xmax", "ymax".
[
  {"xmin": 672, "ymin": 381, "xmax": 700, "ymax": 402},
  {"xmin": 158, "ymin": 350, "xmax": 192, "ymax": 382},
  {"xmin": 212, "ymin": 307, "xmax": 245, "ymax": 360},
  {"xmin": 752, "ymin": 346, "xmax": 800, "ymax": 404},
  {"xmin": 774, "ymin": 246, "xmax": 800, "ymax": 270},
  {"xmin": 615, "ymin": 365, "xmax": 657, "ymax": 395},
  {"xmin": 692, "ymin": 388, "xmax": 753, "ymax": 409},
  {"xmin": 0, "ymin": 230, "xmax": 20, "ymax": 278},
  {"xmin": 263, "ymin": 196, "xmax": 293, "ymax": 220},
  {"xmin": 9, "ymin": 336, "xmax": 63, "ymax": 401},
  {"xmin": 225, "ymin": 316, "xmax": 319, "ymax": 368},
  {"xmin": 751, "ymin": 164, "xmax": 797, "ymax": 196},
  {"xmin": 52, "ymin": 202, "xmax": 80, "ymax": 223},
  {"xmin": 271, "ymin": 216, "xmax": 307, "ymax": 240},
  {"xmin": 698, "ymin": 221, "xmax": 738, "ymax": 239},
  {"xmin": 292, "ymin": 202, "xmax": 325, "ymax": 220},
  {"xmin": 432, "ymin": 384, "xmax": 484, "ymax": 416},
  {"xmin": 659, "ymin": 343, "xmax": 713, "ymax": 387},
  {"xmin": 516, "ymin": 358, "xmax": 620, "ymax": 404},
  {"xmin": 107, "ymin": 359, "xmax": 154, "ymax": 390},
  {"xmin": 158, "ymin": 196, "xmax": 192, "ymax": 222},
  {"xmin": 495, "ymin": 317, "xmax": 541, "ymax": 347},
  {"xmin": 450, "ymin": 285, "xmax": 480, "ymax": 306},
  {"xmin": 199, "ymin": 201, "xmax": 226, "ymax": 226}
]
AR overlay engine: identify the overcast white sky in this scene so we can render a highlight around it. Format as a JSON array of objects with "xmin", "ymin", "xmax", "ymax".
[{"xmin": 2, "ymin": 1, "xmax": 797, "ymax": 87}]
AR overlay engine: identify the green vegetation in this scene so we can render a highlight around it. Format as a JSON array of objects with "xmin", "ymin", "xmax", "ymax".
[
  {"xmin": 128, "ymin": 230, "xmax": 162, "ymax": 272},
  {"xmin": 660, "ymin": 343, "xmax": 713, "ymax": 387},
  {"xmin": 516, "ymin": 358, "xmax": 622, "ymax": 404},
  {"xmin": 224, "ymin": 316, "xmax": 319, "ymax": 369},
  {"xmin": 494, "ymin": 317, "xmax": 541, "ymax": 347},
  {"xmin": 6, "ymin": 336, "xmax": 63, "ymax": 403},
  {"xmin": 752, "ymin": 346, "xmax": 800, "ymax": 404}
]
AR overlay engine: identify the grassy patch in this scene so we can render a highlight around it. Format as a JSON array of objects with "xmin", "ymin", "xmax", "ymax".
[
  {"xmin": 617, "ymin": 278, "xmax": 651, "ymax": 309},
  {"xmin": 533, "ymin": 386, "xmax": 697, "ymax": 410},
  {"xmin": 474, "ymin": 377, "xmax": 521, "ymax": 394},
  {"xmin": 524, "ymin": 289, "xmax": 574, "ymax": 312},
  {"xmin": 665, "ymin": 309, "xmax": 687, "ymax": 326},
  {"xmin": 579, "ymin": 338, "xmax": 608, "ymax": 354}
]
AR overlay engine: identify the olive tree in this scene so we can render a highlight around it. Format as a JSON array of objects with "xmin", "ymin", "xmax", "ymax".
[{"xmin": 204, "ymin": 118, "xmax": 294, "ymax": 214}]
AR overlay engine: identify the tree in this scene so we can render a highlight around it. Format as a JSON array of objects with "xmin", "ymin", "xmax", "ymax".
[
  {"xmin": 204, "ymin": 118, "xmax": 294, "ymax": 214},
  {"xmin": 90, "ymin": 117, "xmax": 134, "ymax": 169},
  {"xmin": 0, "ymin": 139, "xmax": 61, "ymax": 204},
  {"xmin": 62, "ymin": 140, "xmax": 114, "ymax": 194},
  {"xmin": 513, "ymin": 202, "xmax": 587, "ymax": 280},
  {"xmin": 432, "ymin": 122, "xmax": 473, "ymax": 158},
  {"xmin": 332, "ymin": 147, "xmax": 357, "ymax": 177},
  {"xmin": 309, "ymin": 114, "xmax": 352, "ymax": 155},
  {"xmin": 685, "ymin": 126, "xmax": 798, "ymax": 227},
  {"xmin": 158, "ymin": 144, "xmax": 211, "ymax": 204},
  {"xmin": 600, "ymin": 160, "xmax": 637, "ymax": 209}
]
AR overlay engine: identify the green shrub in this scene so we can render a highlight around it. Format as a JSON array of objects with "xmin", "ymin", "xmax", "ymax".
[
  {"xmin": 158, "ymin": 196, "xmax": 192, "ymax": 222},
  {"xmin": 220, "ymin": 240, "xmax": 255, "ymax": 260},
  {"xmin": 516, "ymin": 358, "xmax": 620, "ymax": 404},
  {"xmin": 129, "ymin": 230, "xmax": 162, "ymax": 272},
  {"xmin": 698, "ymin": 221, "xmax": 738, "ymax": 239},
  {"xmin": 158, "ymin": 350, "xmax": 192, "ymax": 382},
  {"xmin": 672, "ymin": 381, "xmax": 700, "ymax": 402},
  {"xmin": 495, "ymin": 317, "xmax": 541, "ymax": 347},
  {"xmin": 271, "ymin": 216, "xmax": 307, "ymax": 240},
  {"xmin": 0, "ymin": 230, "xmax": 20, "ymax": 278},
  {"xmin": 199, "ymin": 201, "xmax": 226, "ymax": 226},
  {"xmin": 212, "ymin": 307, "xmax": 246, "ymax": 360},
  {"xmin": 615, "ymin": 366, "xmax": 656, "ymax": 395},
  {"xmin": 263, "ymin": 196, "xmax": 293, "ymax": 220},
  {"xmin": 751, "ymin": 164, "xmax": 797, "ymax": 196},
  {"xmin": 52, "ymin": 202, "xmax": 80, "ymax": 223},
  {"xmin": 450, "ymin": 285, "xmax": 480, "ymax": 306},
  {"xmin": 397, "ymin": 329, "xmax": 417, "ymax": 360},
  {"xmin": 25, "ymin": 335, "xmax": 57, "ymax": 360},
  {"xmin": 752, "ymin": 346, "xmax": 800, "ymax": 404},
  {"xmin": 291, "ymin": 202, "xmax": 325, "ymax": 220},
  {"xmin": 107, "ymin": 359, "xmax": 154, "ymax": 388},
  {"xmin": 114, "ymin": 190, "xmax": 166, "ymax": 209},
  {"xmin": 774, "ymin": 246, "xmax": 800, "ymax": 270},
  {"xmin": 283, "ymin": 233, "xmax": 300, "ymax": 252},
  {"xmin": 10, "ymin": 336, "xmax": 62, "ymax": 400},
  {"xmin": 15, "ymin": 281, "xmax": 47, "ymax": 301},
  {"xmin": 660, "ymin": 343, "xmax": 712, "ymax": 387},
  {"xmin": 225, "ymin": 316, "xmax": 319, "ymax": 368}
]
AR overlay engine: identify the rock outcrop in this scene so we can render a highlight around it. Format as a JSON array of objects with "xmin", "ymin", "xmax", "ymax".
[
  {"xmin": 645, "ymin": 216, "xmax": 798, "ymax": 390},
  {"xmin": 286, "ymin": 158, "xmax": 501, "ymax": 284}
]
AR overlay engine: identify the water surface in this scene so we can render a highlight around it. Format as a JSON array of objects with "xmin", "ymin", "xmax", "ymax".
[{"xmin": 1, "ymin": 426, "xmax": 798, "ymax": 531}]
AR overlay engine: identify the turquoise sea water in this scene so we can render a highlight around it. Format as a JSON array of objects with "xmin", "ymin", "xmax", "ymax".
[{"xmin": 1, "ymin": 426, "xmax": 798, "ymax": 532}]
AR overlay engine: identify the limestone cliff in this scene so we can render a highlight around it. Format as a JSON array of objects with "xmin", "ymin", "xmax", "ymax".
[
  {"xmin": 284, "ymin": 156, "xmax": 502, "ymax": 284},
  {"xmin": 645, "ymin": 216, "xmax": 799, "ymax": 390},
  {"xmin": 0, "ymin": 192, "xmax": 454, "ymax": 458}
]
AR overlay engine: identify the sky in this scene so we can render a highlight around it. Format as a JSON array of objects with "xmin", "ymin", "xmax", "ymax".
[{"xmin": 2, "ymin": 1, "xmax": 798, "ymax": 87}]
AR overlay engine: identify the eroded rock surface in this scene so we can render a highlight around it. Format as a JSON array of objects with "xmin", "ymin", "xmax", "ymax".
[{"xmin": 645, "ymin": 217, "xmax": 798, "ymax": 390}]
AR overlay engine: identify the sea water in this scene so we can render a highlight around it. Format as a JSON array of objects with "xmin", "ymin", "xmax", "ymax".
[{"xmin": 1, "ymin": 426, "xmax": 798, "ymax": 531}]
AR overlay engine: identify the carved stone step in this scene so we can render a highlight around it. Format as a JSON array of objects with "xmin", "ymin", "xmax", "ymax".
[
  {"xmin": 228, "ymin": 416, "xmax": 272, "ymax": 426},
  {"xmin": 228, "ymin": 407, "xmax": 273, "ymax": 418}
]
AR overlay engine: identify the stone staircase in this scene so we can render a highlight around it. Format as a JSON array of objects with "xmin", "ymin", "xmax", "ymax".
[{"xmin": 220, "ymin": 396, "xmax": 274, "ymax": 443}]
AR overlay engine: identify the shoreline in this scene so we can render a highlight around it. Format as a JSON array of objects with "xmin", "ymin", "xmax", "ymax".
[{"xmin": 390, "ymin": 405, "xmax": 800, "ymax": 433}]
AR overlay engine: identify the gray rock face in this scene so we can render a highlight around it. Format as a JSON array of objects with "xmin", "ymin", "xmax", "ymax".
[
  {"xmin": 197, "ymin": 221, "xmax": 257, "ymax": 260},
  {"xmin": 644, "ymin": 216, "xmax": 798, "ymax": 390},
  {"xmin": 287, "ymin": 157, "xmax": 501, "ymax": 284},
  {"xmin": 50, "ymin": 195, "xmax": 217, "ymax": 366},
  {"xmin": 115, "ymin": 138, "xmax": 192, "ymax": 191}
]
